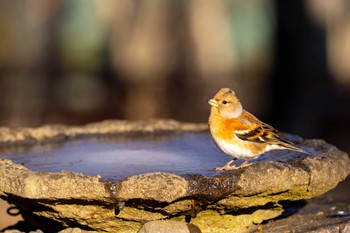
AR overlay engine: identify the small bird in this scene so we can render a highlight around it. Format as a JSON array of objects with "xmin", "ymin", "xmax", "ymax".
[{"xmin": 208, "ymin": 88, "xmax": 307, "ymax": 171}]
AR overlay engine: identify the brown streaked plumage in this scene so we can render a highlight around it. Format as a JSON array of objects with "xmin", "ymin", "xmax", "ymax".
[{"xmin": 208, "ymin": 88, "xmax": 307, "ymax": 171}]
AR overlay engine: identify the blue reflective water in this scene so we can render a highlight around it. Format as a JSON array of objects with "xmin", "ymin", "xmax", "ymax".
[
  {"xmin": 0, "ymin": 132, "xmax": 314, "ymax": 181},
  {"xmin": 0, "ymin": 132, "xmax": 230, "ymax": 181}
]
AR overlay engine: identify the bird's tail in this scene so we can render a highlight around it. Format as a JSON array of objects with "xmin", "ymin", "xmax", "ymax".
[{"xmin": 277, "ymin": 136, "xmax": 309, "ymax": 154}]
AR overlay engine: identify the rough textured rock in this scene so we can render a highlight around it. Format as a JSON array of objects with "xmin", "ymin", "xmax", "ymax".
[
  {"xmin": 307, "ymin": 221, "xmax": 350, "ymax": 233},
  {"xmin": 138, "ymin": 220, "xmax": 201, "ymax": 233},
  {"xmin": 261, "ymin": 195, "xmax": 350, "ymax": 233},
  {"xmin": 3, "ymin": 228, "xmax": 93, "ymax": 233},
  {"xmin": 113, "ymin": 173, "xmax": 189, "ymax": 202},
  {"xmin": 3, "ymin": 231, "xmax": 43, "ymax": 233},
  {"xmin": 190, "ymin": 208, "xmax": 284, "ymax": 233},
  {"xmin": 58, "ymin": 228, "xmax": 93, "ymax": 233},
  {"xmin": 0, "ymin": 120, "xmax": 349, "ymax": 233}
]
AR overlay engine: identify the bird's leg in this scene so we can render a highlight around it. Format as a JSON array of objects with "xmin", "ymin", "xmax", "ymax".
[
  {"xmin": 238, "ymin": 159, "xmax": 253, "ymax": 168},
  {"xmin": 216, "ymin": 159, "xmax": 254, "ymax": 171},
  {"xmin": 215, "ymin": 159, "xmax": 237, "ymax": 171}
]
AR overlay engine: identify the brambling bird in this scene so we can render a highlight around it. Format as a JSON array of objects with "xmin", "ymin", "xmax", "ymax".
[{"xmin": 208, "ymin": 88, "xmax": 307, "ymax": 171}]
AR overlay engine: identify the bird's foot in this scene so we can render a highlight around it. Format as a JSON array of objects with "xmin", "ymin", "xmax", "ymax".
[
  {"xmin": 215, "ymin": 164, "xmax": 239, "ymax": 171},
  {"xmin": 235, "ymin": 160, "xmax": 253, "ymax": 169},
  {"xmin": 215, "ymin": 160, "xmax": 238, "ymax": 171},
  {"xmin": 215, "ymin": 160, "xmax": 253, "ymax": 171}
]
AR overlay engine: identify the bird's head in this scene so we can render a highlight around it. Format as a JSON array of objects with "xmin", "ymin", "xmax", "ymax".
[{"xmin": 208, "ymin": 88, "xmax": 243, "ymax": 118}]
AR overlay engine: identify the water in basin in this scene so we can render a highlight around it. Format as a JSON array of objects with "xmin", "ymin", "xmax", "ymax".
[
  {"xmin": 0, "ymin": 132, "xmax": 312, "ymax": 181},
  {"xmin": 0, "ymin": 132, "xmax": 232, "ymax": 181}
]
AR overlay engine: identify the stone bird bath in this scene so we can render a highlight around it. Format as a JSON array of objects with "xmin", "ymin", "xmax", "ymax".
[{"xmin": 0, "ymin": 120, "xmax": 349, "ymax": 233}]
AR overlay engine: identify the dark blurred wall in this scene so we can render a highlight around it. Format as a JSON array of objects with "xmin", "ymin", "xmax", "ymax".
[
  {"xmin": 268, "ymin": 0, "xmax": 350, "ymax": 154},
  {"xmin": 0, "ymin": 0, "xmax": 349, "ymax": 153}
]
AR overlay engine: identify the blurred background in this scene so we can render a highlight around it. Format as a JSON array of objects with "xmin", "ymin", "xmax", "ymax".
[{"xmin": 0, "ymin": 0, "xmax": 350, "ymax": 154}]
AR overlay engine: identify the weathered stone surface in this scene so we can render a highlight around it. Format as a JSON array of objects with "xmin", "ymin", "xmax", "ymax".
[
  {"xmin": 0, "ymin": 119, "xmax": 207, "ymax": 146},
  {"xmin": 58, "ymin": 228, "xmax": 93, "ymax": 233},
  {"xmin": 0, "ymin": 159, "xmax": 108, "ymax": 201},
  {"xmin": 0, "ymin": 120, "xmax": 349, "ymax": 233},
  {"xmin": 112, "ymin": 172, "xmax": 189, "ymax": 202},
  {"xmin": 3, "ymin": 228, "xmax": 93, "ymax": 233},
  {"xmin": 191, "ymin": 208, "xmax": 283, "ymax": 233},
  {"xmin": 261, "ymin": 195, "xmax": 350, "ymax": 233},
  {"xmin": 3, "ymin": 230, "xmax": 43, "ymax": 233},
  {"xmin": 138, "ymin": 220, "xmax": 201, "ymax": 233},
  {"xmin": 307, "ymin": 221, "xmax": 350, "ymax": 233}
]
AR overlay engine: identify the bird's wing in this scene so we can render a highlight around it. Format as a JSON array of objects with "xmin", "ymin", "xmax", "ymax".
[
  {"xmin": 234, "ymin": 111, "xmax": 279, "ymax": 143},
  {"xmin": 234, "ymin": 111, "xmax": 308, "ymax": 153}
]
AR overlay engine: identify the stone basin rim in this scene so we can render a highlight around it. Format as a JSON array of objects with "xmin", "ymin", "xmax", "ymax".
[
  {"xmin": 0, "ymin": 119, "xmax": 349, "ymax": 203},
  {"xmin": 0, "ymin": 119, "xmax": 208, "ymax": 147},
  {"xmin": 0, "ymin": 119, "xmax": 349, "ymax": 233},
  {"xmin": 0, "ymin": 135, "xmax": 348, "ymax": 203},
  {"xmin": 0, "ymin": 118, "xmax": 332, "ymax": 183}
]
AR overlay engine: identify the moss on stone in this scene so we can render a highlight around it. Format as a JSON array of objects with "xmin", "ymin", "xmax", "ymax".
[
  {"xmin": 163, "ymin": 199, "xmax": 193, "ymax": 214},
  {"xmin": 117, "ymin": 207, "xmax": 167, "ymax": 221},
  {"xmin": 191, "ymin": 207, "xmax": 283, "ymax": 233},
  {"xmin": 218, "ymin": 185, "xmax": 320, "ymax": 209}
]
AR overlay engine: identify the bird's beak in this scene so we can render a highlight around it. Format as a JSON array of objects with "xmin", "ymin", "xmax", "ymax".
[{"xmin": 208, "ymin": 99, "xmax": 219, "ymax": 108}]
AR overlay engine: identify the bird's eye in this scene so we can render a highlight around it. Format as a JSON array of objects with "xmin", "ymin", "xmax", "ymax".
[{"xmin": 222, "ymin": 100, "xmax": 228, "ymax": 104}]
